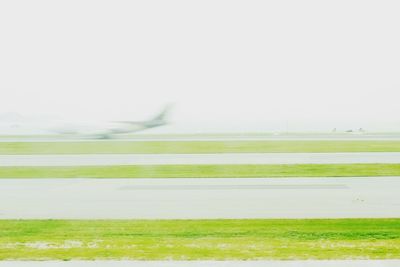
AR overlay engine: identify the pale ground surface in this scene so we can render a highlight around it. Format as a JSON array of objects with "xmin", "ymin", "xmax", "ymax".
[
  {"xmin": 3, "ymin": 152, "xmax": 400, "ymax": 166},
  {"xmin": 2, "ymin": 133, "xmax": 400, "ymax": 142},
  {"xmin": 0, "ymin": 177, "xmax": 399, "ymax": 219},
  {"xmin": 0, "ymin": 261, "xmax": 399, "ymax": 267}
]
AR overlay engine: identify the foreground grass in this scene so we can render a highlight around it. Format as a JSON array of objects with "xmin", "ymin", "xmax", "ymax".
[
  {"xmin": 2, "ymin": 141, "xmax": 400, "ymax": 154},
  {"xmin": 1, "ymin": 164, "xmax": 400, "ymax": 178},
  {"xmin": 0, "ymin": 219, "xmax": 399, "ymax": 260}
]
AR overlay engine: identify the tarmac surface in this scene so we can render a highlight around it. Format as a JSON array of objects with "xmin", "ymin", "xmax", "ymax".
[
  {"xmin": 3, "ymin": 152, "xmax": 400, "ymax": 166},
  {"xmin": 0, "ymin": 261, "xmax": 399, "ymax": 267},
  {"xmin": 2, "ymin": 133, "xmax": 400, "ymax": 142},
  {"xmin": 0, "ymin": 177, "xmax": 399, "ymax": 219}
]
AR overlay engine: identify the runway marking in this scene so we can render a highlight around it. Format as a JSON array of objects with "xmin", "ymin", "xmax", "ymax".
[{"xmin": 119, "ymin": 184, "xmax": 349, "ymax": 190}]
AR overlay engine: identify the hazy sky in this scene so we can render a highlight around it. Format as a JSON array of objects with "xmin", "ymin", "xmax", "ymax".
[{"xmin": 1, "ymin": 0, "xmax": 399, "ymax": 132}]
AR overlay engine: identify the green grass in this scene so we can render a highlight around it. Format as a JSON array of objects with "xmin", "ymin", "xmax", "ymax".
[
  {"xmin": 1, "ymin": 164, "xmax": 400, "ymax": 178},
  {"xmin": 0, "ymin": 219, "xmax": 399, "ymax": 260},
  {"xmin": 2, "ymin": 141, "xmax": 400, "ymax": 154}
]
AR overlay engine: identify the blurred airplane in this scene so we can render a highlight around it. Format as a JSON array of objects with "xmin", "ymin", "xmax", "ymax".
[
  {"xmin": 53, "ymin": 105, "xmax": 172, "ymax": 139},
  {"xmin": 345, "ymin": 128, "xmax": 366, "ymax": 134}
]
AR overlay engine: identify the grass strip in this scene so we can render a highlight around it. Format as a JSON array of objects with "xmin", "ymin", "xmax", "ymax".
[
  {"xmin": 1, "ymin": 164, "xmax": 400, "ymax": 178},
  {"xmin": 0, "ymin": 219, "xmax": 399, "ymax": 260},
  {"xmin": 2, "ymin": 141, "xmax": 400, "ymax": 154}
]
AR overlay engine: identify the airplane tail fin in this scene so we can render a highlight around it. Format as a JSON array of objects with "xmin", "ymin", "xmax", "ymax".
[
  {"xmin": 114, "ymin": 104, "xmax": 172, "ymax": 129},
  {"xmin": 151, "ymin": 104, "xmax": 172, "ymax": 122}
]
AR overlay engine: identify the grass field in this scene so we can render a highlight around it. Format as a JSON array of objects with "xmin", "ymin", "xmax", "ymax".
[
  {"xmin": 0, "ymin": 219, "xmax": 399, "ymax": 260},
  {"xmin": 2, "ymin": 141, "xmax": 400, "ymax": 154},
  {"xmin": 1, "ymin": 164, "xmax": 400, "ymax": 178}
]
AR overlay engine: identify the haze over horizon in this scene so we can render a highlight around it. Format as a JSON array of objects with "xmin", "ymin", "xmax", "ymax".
[{"xmin": 1, "ymin": 0, "xmax": 400, "ymax": 133}]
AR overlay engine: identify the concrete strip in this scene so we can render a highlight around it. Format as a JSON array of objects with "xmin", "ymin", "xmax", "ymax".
[
  {"xmin": 2, "ymin": 133, "xmax": 400, "ymax": 142},
  {"xmin": 0, "ymin": 177, "xmax": 399, "ymax": 219},
  {"xmin": 3, "ymin": 152, "xmax": 400, "ymax": 166},
  {"xmin": 0, "ymin": 261, "xmax": 399, "ymax": 267}
]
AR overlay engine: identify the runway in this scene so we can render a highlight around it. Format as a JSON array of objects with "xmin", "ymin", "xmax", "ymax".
[
  {"xmin": 1, "ymin": 177, "xmax": 399, "ymax": 219},
  {"xmin": 0, "ymin": 260, "xmax": 399, "ymax": 267},
  {"xmin": 2, "ymin": 152, "xmax": 400, "ymax": 166},
  {"xmin": 2, "ymin": 133, "xmax": 400, "ymax": 142}
]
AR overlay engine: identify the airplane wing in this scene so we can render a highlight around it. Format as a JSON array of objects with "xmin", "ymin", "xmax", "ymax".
[{"xmin": 52, "ymin": 105, "xmax": 172, "ymax": 139}]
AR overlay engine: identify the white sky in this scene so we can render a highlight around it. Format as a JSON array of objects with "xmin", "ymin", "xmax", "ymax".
[{"xmin": 0, "ymin": 0, "xmax": 400, "ymax": 132}]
